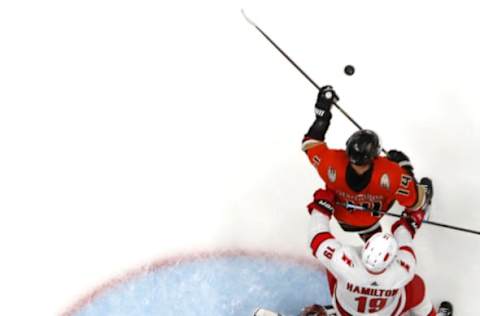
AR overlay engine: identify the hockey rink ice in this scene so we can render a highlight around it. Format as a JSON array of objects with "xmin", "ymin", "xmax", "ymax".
[
  {"xmin": 1, "ymin": 1, "xmax": 480, "ymax": 315},
  {"xmin": 66, "ymin": 252, "xmax": 330, "ymax": 316}
]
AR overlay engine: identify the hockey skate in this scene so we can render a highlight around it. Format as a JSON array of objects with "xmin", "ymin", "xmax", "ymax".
[
  {"xmin": 420, "ymin": 177, "xmax": 433, "ymax": 220},
  {"xmin": 437, "ymin": 301, "xmax": 453, "ymax": 316}
]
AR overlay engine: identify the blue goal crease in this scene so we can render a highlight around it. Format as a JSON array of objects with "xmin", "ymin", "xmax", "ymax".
[{"xmin": 73, "ymin": 254, "xmax": 332, "ymax": 316}]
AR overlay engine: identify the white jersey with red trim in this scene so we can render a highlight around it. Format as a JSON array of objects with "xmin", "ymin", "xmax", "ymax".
[{"xmin": 309, "ymin": 211, "xmax": 417, "ymax": 316}]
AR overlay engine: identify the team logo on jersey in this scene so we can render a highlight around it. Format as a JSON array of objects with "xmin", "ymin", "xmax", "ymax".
[
  {"xmin": 371, "ymin": 281, "xmax": 379, "ymax": 286},
  {"xmin": 327, "ymin": 167, "xmax": 337, "ymax": 183},
  {"xmin": 380, "ymin": 173, "xmax": 390, "ymax": 190}
]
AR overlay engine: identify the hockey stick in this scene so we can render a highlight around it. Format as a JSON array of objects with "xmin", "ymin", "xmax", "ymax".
[
  {"xmin": 242, "ymin": 11, "xmax": 475, "ymax": 236},
  {"xmin": 339, "ymin": 202, "xmax": 480, "ymax": 235},
  {"xmin": 241, "ymin": 10, "xmax": 365, "ymax": 132}
]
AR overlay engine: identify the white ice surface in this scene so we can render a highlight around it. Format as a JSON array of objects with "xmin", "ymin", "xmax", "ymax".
[{"xmin": 0, "ymin": 1, "xmax": 479, "ymax": 315}]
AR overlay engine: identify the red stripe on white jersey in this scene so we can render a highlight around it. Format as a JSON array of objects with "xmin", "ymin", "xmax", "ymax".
[
  {"xmin": 399, "ymin": 245, "xmax": 416, "ymax": 261},
  {"xmin": 310, "ymin": 232, "xmax": 334, "ymax": 256},
  {"xmin": 391, "ymin": 218, "xmax": 415, "ymax": 238}
]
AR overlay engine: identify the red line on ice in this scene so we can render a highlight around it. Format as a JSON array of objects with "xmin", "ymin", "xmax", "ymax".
[{"xmin": 61, "ymin": 249, "xmax": 324, "ymax": 316}]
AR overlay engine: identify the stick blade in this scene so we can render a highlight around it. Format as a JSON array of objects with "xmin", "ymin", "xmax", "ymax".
[{"xmin": 241, "ymin": 9, "xmax": 256, "ymax": 27}]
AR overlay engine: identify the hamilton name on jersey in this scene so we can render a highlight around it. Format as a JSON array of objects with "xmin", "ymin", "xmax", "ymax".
[{"xmin": 345, "ymin": 282, "xmax": 400, "ymax": 298}]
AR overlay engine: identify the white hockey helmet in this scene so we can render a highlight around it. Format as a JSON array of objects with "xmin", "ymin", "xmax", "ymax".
[{"xmin": 361, "ymin": 232, "xmax": 398, "ymax": 274}]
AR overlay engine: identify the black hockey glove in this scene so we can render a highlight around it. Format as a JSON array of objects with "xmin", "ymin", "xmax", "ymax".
[
  {"xmin": 387, "ymin": 150, "xmax": 414, "ymax": 175},
  {"xmin": 315, "ymin": 85, "xmax": 338, "ymax": 119},
  {"xmin": 305, "ymin": 86, "xmax": 339, "ymax": 141}
]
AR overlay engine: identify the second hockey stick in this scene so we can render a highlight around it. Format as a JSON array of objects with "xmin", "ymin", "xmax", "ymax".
[{"xmin": 339, "ymin": 202, "xmax": 480, "ymax": 235}]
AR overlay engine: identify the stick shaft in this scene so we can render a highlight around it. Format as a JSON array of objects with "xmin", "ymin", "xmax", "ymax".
[
  {"xmin": 243, "ymin": 11, "xmax": 477, "ymax": 235},
  {"xmin": 241, "ymin": 10, "xmax": 365, "ymax": 131},
  {"xmin": 341, "ymin": 203, "xmax": 480, "ymax": 235}
]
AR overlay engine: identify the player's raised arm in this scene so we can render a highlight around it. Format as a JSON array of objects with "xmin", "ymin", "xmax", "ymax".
[
  {"xmin": 386, "ymin": 212, "xmax": 429, "ymax": 289},
  {"xmin": 307, "ymin": 188, "xmax": 349, "ymax": 277}
]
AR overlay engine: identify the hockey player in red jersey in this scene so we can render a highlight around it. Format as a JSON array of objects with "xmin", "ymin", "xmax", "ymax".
[
  {"xmin": 302, "ymin": 188, "xmax": 453, "ymax": 316},
  {"xmin": 302, "ymin": 86, "xmax": 433, "ymax": 241}
]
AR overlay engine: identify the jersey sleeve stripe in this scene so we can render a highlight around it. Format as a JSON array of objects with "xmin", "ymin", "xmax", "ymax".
[
  {"xmin": 310, "ymin": 232, "xmax": 334, "ymax": 256},
  {"xmin": 399, "ymin": 245, "xmax": 417, "ymax": 261},
  {"xmin": 301, "ymin": 137, "xmax": 323, "ymax": 151}
]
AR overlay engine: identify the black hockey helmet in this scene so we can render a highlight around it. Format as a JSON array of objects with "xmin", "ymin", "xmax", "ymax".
[{"xmin": 346, "ymin": 129, "xmax": 381, "ymax": 165}]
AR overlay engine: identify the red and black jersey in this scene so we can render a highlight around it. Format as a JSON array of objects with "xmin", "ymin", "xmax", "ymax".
[{"xmin": 305, "ymin": 142, "xmax": 418, "ymax": 230}]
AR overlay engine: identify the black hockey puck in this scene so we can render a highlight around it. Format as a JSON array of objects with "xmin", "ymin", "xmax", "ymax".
[{"xmin": 344, "ymin": 65, "xmax": 355, "ymax": 76}]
